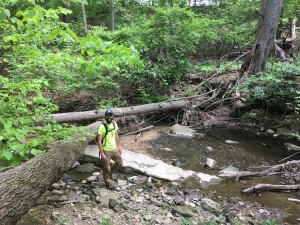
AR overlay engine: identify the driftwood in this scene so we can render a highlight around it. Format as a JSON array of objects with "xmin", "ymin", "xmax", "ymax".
[
  {"xmin": 219, "ymin": 160, "xmax": 300, "ymax": 179},
  {"xmin": 242, "ymin": 183, "xmax": 300, "ymax": 194},
  {"xmin": 288, "ymin": 198, "xmax": 300, "ymax": 203},
  {"xmin": 0, "ymin": 122, "xmax": 99, "ymax": 225}
]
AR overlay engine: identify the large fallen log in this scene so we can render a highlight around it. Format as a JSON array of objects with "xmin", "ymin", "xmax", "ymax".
[
  {"xmin": 50, "ymin": 100, "xmax": 188, "ymax": 123},
  {"xmin": 0, "ymin": 122, "xmax": 99, "ymax": 225},
  {"xmin": 242, "ymin": 183, "xmax": 300, "ymax": 194}
]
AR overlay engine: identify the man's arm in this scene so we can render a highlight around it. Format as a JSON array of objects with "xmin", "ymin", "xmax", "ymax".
[
  {"xmin": 115, "ymin": 131, "xmax": 122, "ymax": 154},
  {"xmin": 97, "ymin": 134, "xmax": 107, "ymax": 160}
]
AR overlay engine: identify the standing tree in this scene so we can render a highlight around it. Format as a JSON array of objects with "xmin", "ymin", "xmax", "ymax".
[
  {"xmin": 240, "ymin": 0, "xmax": 283, "ymax": 76},
  {"xmin": 110, "ymin": 0, "xmax": 115, "ymax": 31},
  {"xmin": 81, "ymin": 0, "xmax": 88, "ymax": 36}
]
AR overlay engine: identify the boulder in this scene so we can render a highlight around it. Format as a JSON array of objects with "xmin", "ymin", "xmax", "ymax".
[{"xmin": 169, "ymin": 124, "xmax": 195, "ymax": 137}]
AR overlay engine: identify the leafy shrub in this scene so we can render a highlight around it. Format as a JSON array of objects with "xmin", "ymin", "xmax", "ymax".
[
  {"xmin": 0, "ymin": 76, "xmax": 82, "ymax": 167},
  {"xmin": 0, "ymin": 77, "xmax": 81, "ymax": 168},
  {"xmin": 238, "ymin": 60, "xmax": 300, "ymax": 108}
]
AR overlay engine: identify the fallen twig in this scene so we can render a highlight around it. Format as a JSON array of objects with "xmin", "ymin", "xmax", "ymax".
[
  {"xmin": 278, "ymin": 151, "xmax": 300, "ymax": 163},
  {"xmin": 135, "ymin": 132, "xmax": 142, "ymax": 141},
  {"xmin": 125, "ymin": 125, "xmax": 154, "ymax": 135}
]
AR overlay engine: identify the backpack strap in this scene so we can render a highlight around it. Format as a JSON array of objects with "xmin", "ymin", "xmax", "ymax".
[
  {"xmin": 101, "ymin": 122, "xmax": 109, "ymax": 143},
  {"xmin": 98, "ymin": 121, "xmax": 116, "ymax": 145}
]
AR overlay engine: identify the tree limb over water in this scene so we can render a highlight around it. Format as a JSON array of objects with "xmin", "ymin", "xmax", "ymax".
[
  {"xmin": 242, "ymin": 184, "xmax": 300, "ymax": 194},
  {"xmin": 219, "ymin": 160, "xmax": 300, "ymax": 179},
  {"xmin": 220, "ymin": 160, "xmax": 300, "ymax": 194}
]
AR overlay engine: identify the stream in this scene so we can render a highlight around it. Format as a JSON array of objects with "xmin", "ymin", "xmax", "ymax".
[{"xmin": 146, "ymin": 128, "xmax": 300, "ymax": 224}]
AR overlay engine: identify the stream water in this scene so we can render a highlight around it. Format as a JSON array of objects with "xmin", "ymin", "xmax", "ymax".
[{"xmin": 146, "ymin": 129, "xmax": 300, "ymax": 224}]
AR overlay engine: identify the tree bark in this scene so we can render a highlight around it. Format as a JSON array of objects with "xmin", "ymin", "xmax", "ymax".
[
  {"xmin": 0, "ymin": 122, "xmax": 99, "ymax": 225},
  {"xmin": 110, "ymin": 0, "xmax": 115, "ymax": 31},
  {"xmin": 65, "ymin": 2, "xmax": 71, "ymax": 23},
  {"xmin": 240, "ymin": 0, "xmax": 283, "ymax": 75},
  {"xmin": 81, "ymin": 0, "xmax": 88, "ymax": 36},
  {"xmin": 50, "ymin": 100, "xmax": 188, "ymax": 123}
]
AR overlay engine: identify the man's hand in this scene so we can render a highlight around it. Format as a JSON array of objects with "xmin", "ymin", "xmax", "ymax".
[
  {"xmin": 101, "ymin": 152, "xmax": 107, "ymax": 161},
  {"xmin": 118, "ymin": 146, "xmax": 122, "ymax": 154}
]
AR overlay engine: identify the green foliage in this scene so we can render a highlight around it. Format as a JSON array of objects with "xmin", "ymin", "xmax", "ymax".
[
  {"xmin": 261, "ymin": 218, "xmax": 280, "ymax": 225},
  {"xmin": 194, "ymin": 60, "xmax": 242, "ymax": 73},
  {"xmin": 0, "ymin": 76, "xmax": 81, "ymax": 168},
  {"xmin": 100, "ymin": 216, "xmax": 114, "ymax": 225},
  {"xmin": 141, "ymin": 7, "xmax": 201, "ymax": 83},
  {"xmin": 282, "ymin": 0, "xmax": 300, "ymax": 22},
  {"xmin": 143, "ymin": 8, "xmax": 200, "ymax": 61},
  {"xmin": 2, "ymin": 6, "xmax": 144, "ymax": 108},
  {"xmin": 238, "ymin": 60, "xmax": 300, "ymax": 106}
]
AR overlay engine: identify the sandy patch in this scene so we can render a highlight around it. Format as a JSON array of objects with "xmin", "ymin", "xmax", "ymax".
[{"xmin": 120, "ymin": 126, "xmax": 168, "ymax": 154}]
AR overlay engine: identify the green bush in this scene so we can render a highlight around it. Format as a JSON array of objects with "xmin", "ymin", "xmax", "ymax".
[
  {"xmin": 238, "ymin": 59, "xmax": 300, "ymax": 107},
  {"xmin": 0, "ymin": 77, "xmax": 81, "ymax": 168}
]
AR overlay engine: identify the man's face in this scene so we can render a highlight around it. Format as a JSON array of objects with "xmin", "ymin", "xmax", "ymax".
[{"xmin": 105, "ymin": 114, "xmax": 113, "ymax": 123}]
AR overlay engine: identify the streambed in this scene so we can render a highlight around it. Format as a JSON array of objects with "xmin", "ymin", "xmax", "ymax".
[{"xmin": 145, "ymin": 128, "xmax": 300, "ymax": 224}]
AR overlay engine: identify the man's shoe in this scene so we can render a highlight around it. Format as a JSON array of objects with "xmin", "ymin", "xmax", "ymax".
[
  {"xmin": 106, "ymin": 182, "xmax": 117, "ymax": 190},
  {"xmin": 110, "ymin": 174, "xmax": 118, "ymax": 181}
]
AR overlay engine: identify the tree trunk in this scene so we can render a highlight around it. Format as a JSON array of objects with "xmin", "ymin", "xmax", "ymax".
[
  {"xmin": 81, "ymin": 0, "xmax": 88, "ymax": 36},
  {"xmin": 286, "ymin": 19, "xmax": 297, "ymax": 42},
  {"xmin": 65, "ymin": 2, "xmax": 71, "ymax": 23},
  {"xmin": 0, "ymin": 122, "xmax": 99, "ymax": 225},
  {"xmin": 50, "ymin": 100, "xmax": 188, "ymax": 123},
  {"xmin": 109, "ymin": 0, "xmax": 115, "ymax": 31},
  {"xmin": 240, "ymin": 0, "xmax": 283, "ymax": 75}
]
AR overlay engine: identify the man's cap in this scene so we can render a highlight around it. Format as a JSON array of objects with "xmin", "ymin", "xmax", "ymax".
[{"xmin": 105, "ymin": 109, "xmax": 114, "ymax": 116}]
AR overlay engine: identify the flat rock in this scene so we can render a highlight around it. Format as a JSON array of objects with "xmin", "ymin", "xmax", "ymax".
[
  {"xmin": 84, "ymin": 145, "xmax": 221, "ymax": 186},
  {"xmin": 169, "ymin": 124, "xmax": 195, "ymax": 137}
]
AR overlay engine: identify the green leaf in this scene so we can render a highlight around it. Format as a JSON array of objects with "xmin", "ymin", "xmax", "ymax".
[
  {"xmin": 2, "ymin": 151, "xmax": 13, "ymax": 161},
  {"xmin": 10, "ymin": 144, "xmax": 25, "ymax": 152},
  {"xmin": 60, "ymin": 8, "xmax": 71, "ymax": 15},
  {"xmin": 87, "ymin": 50, "xmax": 94, "ymax": 56},
  {"xmin": 66, "ymin": 28, "xmax": 79, "ymax": 42},
  {"xmin": 31, "ymin": 148, "xmax": 44, "ymax": 156},
  {"xmin": 4, "ymin": 9, "xmax": 11, "ymax": 18},
  {"xmin": 15, "ymin": 133, "xmax": 26, "ymax": 141},
  {"xmin": 29, "ymin": 139, "xmax": 40, "ymax": 147},
  {"xmin": 27, "ymin": 10, "xmax": 36, "ymax": 18}
]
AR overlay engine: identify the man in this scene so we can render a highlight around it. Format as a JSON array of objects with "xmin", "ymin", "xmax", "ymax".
[{"xmin": 97, "ymin": 109, "xmax": 123, "ymax": 189}]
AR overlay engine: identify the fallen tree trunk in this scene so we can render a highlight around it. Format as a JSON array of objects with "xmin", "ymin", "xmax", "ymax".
[
  {"xmin": 51, "ymin": 100, "xmax": 188, "ymax": 123},
  {"xmin": 0, "ymin": 122, "xmax": 99, "ymax": 225},
  {"xmin": 242, "ymin": 183, "xmax": 300, "ymax": 194}
]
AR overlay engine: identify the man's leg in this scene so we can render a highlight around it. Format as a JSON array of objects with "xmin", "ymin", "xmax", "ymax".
[
  {"xmin": 102, "ymin": 151, "xmax": 113, "ymax": 186},
  {"xmin": 111, "ymin": 149, "xmax": 123, "ymax": 174}
]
